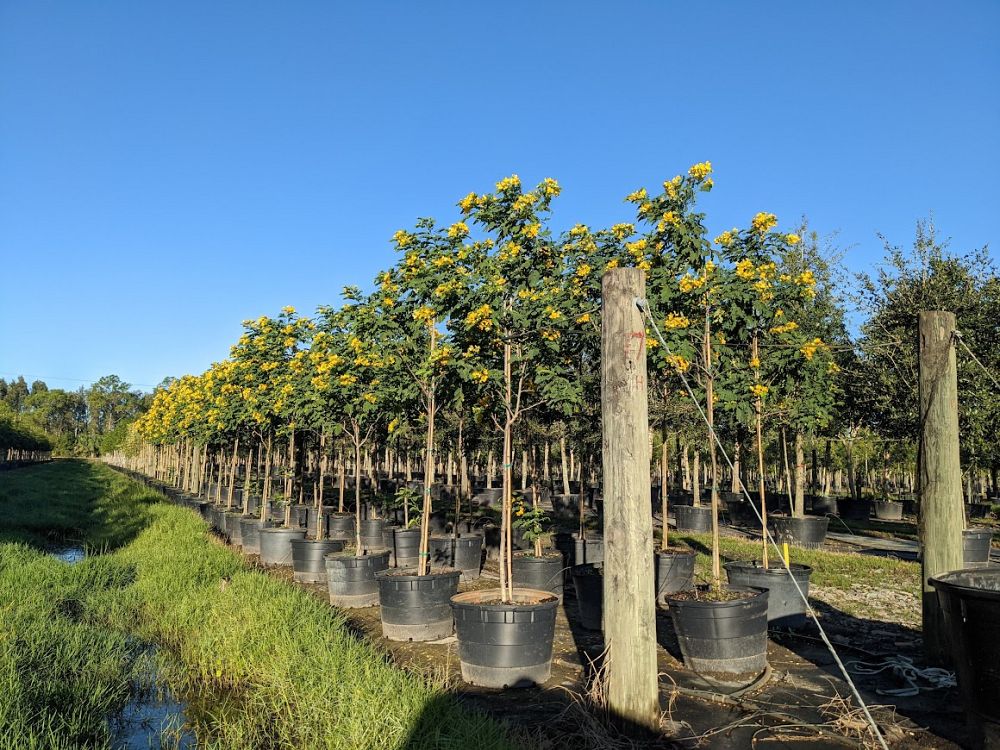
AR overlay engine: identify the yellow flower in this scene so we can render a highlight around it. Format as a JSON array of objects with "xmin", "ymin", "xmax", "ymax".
[
  {"xmin": 606, "ymin": 258, "xmax": 620, "ymax": 270},
  {"xmin": 339, "ymin": 373, "xmax": 357, "ymax": 387},
  {"xmin": 828, "ymin": 361, "xmax": 841, "ymax": 374},
  {"xmin": 388, "ymin": 417, "xmax": 399, "ymax": 433},
  {"xmin": 663, "ymin": 312, "xmax": 690, "ymax": 329},
  {"xmin": 448, "ymin": 222, "xmax": 469, "ymax": 239},
  {"xmin": 750, "ymin": 384, "xmax": 769, "ymax": 398},
  {"xmin": 800, "ymin": 337, "xmax": 826, "ymax": 361},
  {"xmin": 769, "ymin": 321, "xmax": 798, "ymax": 335},
  {"xmin": 496, "ymin": 174, "xmax": 520, "ymax": 192},
  {"xmin": 702, "ymin": 178, "xmax": 714, "ymax": 191},
  {"xmin": 393, "ymin": 229, "xmax": 413, "ymax": 248},
  {"xmin": 512, "ymin": 193, "xmax": 535, "ymax": 212},
  {"xmin": 611, "ymin": 223, "xmax": 634, "ymax": 239},
  {"xmin": 522, "ymin": 223, "xmax": 540, "ymax": 238},
  {"xmin": 413, "ymin": 305, "xmax": 436, "ymax": 323},
  {"xmin": 735, "ymin": 259, "xmax": 755, "ymax": 280},
  {"xmin": 546, "ymin": 306, "xmax": 562, "ymax": 320},
  {"xmin": 541, "ymin": 329, "xmax": 560, "ymax": 341},
  {"xmin": 715, "ymin": 228, "xmax": 738, "ymax": 247},
  {"xmin": 382, "ymin": 297, "xmax": 395, "ymax": 308},
  {"xmin": 569, "ymin": 224, "xmax": 589, "ymax": 237},
  {"xmin": 657, "ymin": 212, "xmax": 681, "ymax": 232},
  {"xmin": 281, "ymin": 306, "xmax": 296, "ymax": 315},
  {"xmin": 465, "ymin": 304, "xmax": 494, "ymax": 331},
  {"xmin": 663, "ymin": 175, "xmax": 682, "ymax": 198},
  {"xmin": 786, "ymin": 233, "xmax": 801, "ymax": 246},
  {"xmin": 751, "ymin": 212, "xmax": 778, "ymax": 234},
  {"xmin": 363, "ymin": 392, "xmax": 377, "ymax": 404},
  {"xmin": 541, "ymin": 177, "xmax": 561, "ymax": 197},
  {"xmin": 576, "ymin": 312, "xmax": 591, "ymax": 324},
  {"xmin": 458, "ymin": 192, "xmax": 477, "ymax": 213},
  {"xmin": 470, "ymin": 368, "xmax": 490, "ymax": 384},
  {"xmin": 796, "ymin": 270, "xmax": 816, "ymax": 287},
  {"xmin": 625, "ymin": 187, "xmax": 648, "ymax": 203},
  {"xmin": 749, "ymin": 357, "xmax": 760, "ymax": 369},
  {"xmin": 665, "ymin": 354, "xmax": 689, "ymax": 372},
  {"xmin": 688, "ymin": 161, "xmax": 712, "ymax": 181},
  {"xmin": 576, "ymin": 263, "xmax": 592, "ymax": 278},
  {"xmin": 638, "ymin": 260, "xmax": 651, "ymax": 271}
]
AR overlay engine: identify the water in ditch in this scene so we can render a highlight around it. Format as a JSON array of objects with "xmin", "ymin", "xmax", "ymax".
[{"xmin": 49, "ymin": 545, "xmax": 198, "ymax": 749}]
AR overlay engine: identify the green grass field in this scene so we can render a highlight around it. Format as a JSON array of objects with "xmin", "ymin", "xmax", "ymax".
[{"xmin": 0, "ymin": 460, "xmax": 516, "ymax": 750}]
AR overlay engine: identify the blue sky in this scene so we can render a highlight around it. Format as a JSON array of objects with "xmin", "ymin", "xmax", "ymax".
[{"xmin": 2, "ymin": 1, "xmax": 997, "ymax": 392}]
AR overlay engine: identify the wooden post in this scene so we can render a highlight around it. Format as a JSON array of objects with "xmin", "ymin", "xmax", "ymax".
[
  {"xmin": 601, "ymin": 268, "xmax": 658, "ymax": 733},
  {"xmin": 918, "ymin": 310, "xmax": 965, "ymax": 665}
]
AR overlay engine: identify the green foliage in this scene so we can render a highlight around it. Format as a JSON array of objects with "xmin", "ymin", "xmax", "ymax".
[{"xmin": 511, "ymin": 497, "xmax": 550, "ymax": 543}]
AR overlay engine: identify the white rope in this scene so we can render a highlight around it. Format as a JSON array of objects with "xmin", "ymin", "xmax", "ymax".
[
  {"xmin": 635, "ymin": 297, "xmax": 891, "ymax": 750},
  {"xmin": 953, "ymin": 330, "xmax": 1000, "ymax": 390},
  {"xmin": 846, "ymin": 655, "xmax": 955, "ymax": 697}
]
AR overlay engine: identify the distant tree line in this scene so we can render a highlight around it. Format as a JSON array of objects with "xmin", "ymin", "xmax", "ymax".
[{"xmin": 0, "ymin": 374, "xmax": 154, "ymax": 456}]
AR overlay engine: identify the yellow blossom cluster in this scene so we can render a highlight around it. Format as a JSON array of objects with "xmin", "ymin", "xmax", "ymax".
[
  {"xmin": 665, "ymin": 354, "xmax": 690, "ymax": 372},
  {"xmin": 688, "ymin": 161, "xmax": 712, "ymax": 181},
  {"xmin": 657, "ymin": 212, "xmax": 681, "ymax": 232},
  {"xmin": 751, "ymin": 212, "xmax": 778, "ymax": 234},
  {"xmin": 770, "ymin": 321, "xmax": 799, "ymax": 334},
  {"xmin": 715, "ymin": 228, "xmax": 739, "ymax": 247},
  {"xmin": 735, "ymin": 259, "xmax": 755, "ymax": 280},
  {"xmin": 458, "ymin": 192, "xmax": 477, "ymax": 212},
  {"xmin": 750, "ymin": 384, "xmax": 769, "ymax": 398},
  {"xmin": 611, "ymin": 223, "xmax": 634, "ymax": 240},
  {"xmin": 663, "ymin": 175, "xmax": 682, "ymax": 198},
  {"xmin": 576, "ymin": 312, "xmax": 591, "ymax": 324},
  {"xmin": 448, "ymin": 222, "xmax": 469, "ymax": 239},
  {"xmin": 663, "ymin": 312, "xmax": 690, "ymax": 329},
  {"xmin": 496, "ymin": 175, "xmax": 520, "ymax": 192},
  {"xmin": 413, "ymin": 306, "xmax": 435, "ymax": 323},
  {"xmin": 465, "ymin": 304, "xmax": 494, "ymax": 331},
  {"xmin": 800, "ymin": 338, "xmax": 827, "ymax": 361},
  {"xmin": 393, "ymin": 230, "xmax": 413, "ymax": 248},
  {"xmin": 541, "ymin": 177, "xmax": 560, "ymax": 197},
  {"xmin": 470, "ymin": 368, "xmax": 490, "ymax": 384},
  {"xmin": 576, "ymin": 262, "xmax": 592, "ymax": 278},
  {"xmin": 626, "ymin": 187, "xmax": 648, "ymax": 203},
  {"xmin": 540, "ymin": 329, "xmax": 560, "ymax": 341}
]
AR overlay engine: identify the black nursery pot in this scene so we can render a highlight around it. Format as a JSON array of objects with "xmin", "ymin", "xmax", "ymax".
[
  {"xmin": 511, "ymin": 552, "xmax": 565, "ymax": 601},
  {"xmin": 574, "ymin": 534, "xmax": 604, "ymax": 567},
  {"xmin": 655, "ymin": 549, "xmax": 696, "ymax": 604},
  {"xmin": 964, "ymin": 529, "xmax": 994, "ymax": 568},
  {"xmin": 223, "ymin": 511, "xmax": 244, "ymax": 545},
  {"xmin": 666, "ymin": 586, "xmax": 770, "ymax": 676},
  {"xmin": 571, "ymin": 564, "xmax": 603, "ymax": 631},
  {"xmin": 930, "ymin": 568, "xmax": 1000, "ymax": 745},
  {"xmin": 769, "ymin": 515, "xmax": 829, "ymax": 551},
  {"xmin": 325, "ymin": 550, "xmax": 391, "ymax": 608},
  {"xmin": 290, "ymin": 538, "xmax": 345, "ymax": 583},
  {"xmin": 306, "ymin": 505, "xmax": 338, "ymax": 538},
  {"xmin": 724, "ymin": 561, "xmax": 812, "ymax": 629},
  {"xmin": 675, "ymin": 505, "xmax": 713, "ymax": 532},
  {"xmin": 327, "ymin": 513, "xmax": 356, "ymax": 541},
  {"xmin": 258, "ymin": 527, "xmax": 307, "ymax": 566},
  {"xmin": 376, "ymin": 568, "xmax": 461, "ymax": 641},
  {"xmin": 239, "ymin": 517, "xmax": 270, "ymax": 555},
  {"xmin": 451, "ymin": 589, "xmax": 559, "ymax": 688},
  {"xmin": 393, "ymin": 528, "xmax": 422, "ymax": 568},
  {"xmin": 836, "ymin": 497, "xmax": 871, "ymax": 521},
  {"xmin": 429, "ymin": 535, "xmax": 484, "ymax": 580},
  {"xmin": 359, "ymin": 518, "xmax": 385, "ymax": 551},
  {"xmin": 874, "ymin": 500, "xmax": 904, "ymax": 521}
]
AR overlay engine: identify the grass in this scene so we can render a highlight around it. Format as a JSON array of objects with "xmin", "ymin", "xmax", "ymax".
[
  {"xmin": 0, "ymin": 460, "xmax": 518, "ymax": 749},
  {"xmin": 670, "ymin": 531, "xmax": 923, "ymax": 598}
]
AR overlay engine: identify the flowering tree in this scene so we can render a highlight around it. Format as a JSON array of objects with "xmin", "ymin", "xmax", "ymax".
[{"xmin": 449, "ymin": 175, "xmax": 583, "ymax": 602}]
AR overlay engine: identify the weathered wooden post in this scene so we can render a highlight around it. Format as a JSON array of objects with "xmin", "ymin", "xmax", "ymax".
[
  {"xmin": 918, "ymin": 310, "xmax": 965, "ymax": 664},
  {"xmin": 601, "ymin": 268, "xmax": 659, "ymax": 732}
]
